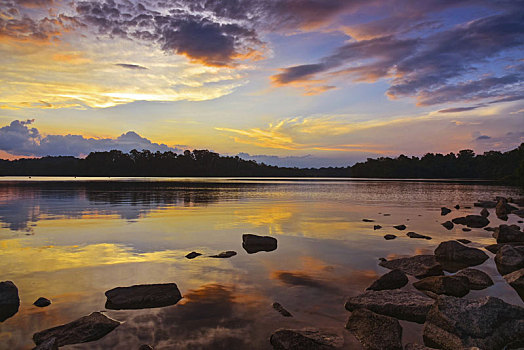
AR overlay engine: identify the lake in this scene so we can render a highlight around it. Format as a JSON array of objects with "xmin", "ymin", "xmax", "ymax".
[{"xmin": 0, "ymin": 178, "xmax": 522, "ymax": 349}]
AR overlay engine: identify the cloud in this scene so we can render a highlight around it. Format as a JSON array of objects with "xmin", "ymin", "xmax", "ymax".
[
  {"xmin": 115, "ymin": 63, "xmax": 148, "ymax": 70},
  {"xmin": 438, "ymin": 106, "xmax": 482, "ymax": 113},
  {"xmin": 0, "ymin": 120, "xmax": 182, "ymax": 157},
  {"xmin": 476, "ymin": 135, "xmax": 491, "ymax": 140}
]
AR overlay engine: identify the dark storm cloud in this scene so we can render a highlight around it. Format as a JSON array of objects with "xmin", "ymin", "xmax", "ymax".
[
  {"xmin": 115, "ymin": 63, "xmax": 148, "ymax": 70},
  {"xmin": 0, "ymin": 120, "xmax": 181, "ymax": 157}
]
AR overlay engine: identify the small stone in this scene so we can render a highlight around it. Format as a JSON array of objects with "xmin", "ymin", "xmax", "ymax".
[
  {"xmin": 393, "ymin": 225, "xmax": 406, "ymax": 230},
  {"xmin": 480, "ymin": 208, "xmax": 489, "ymax": 217},
  {"xmin": 210, "ymin": 251, "xmax": 237, "ymax": 258},
  {"xmin": 454, "ymin": 205, "xmax": 460, "ymax": 210},
  {"xmin": 345, "ymin": 308, "xmax": 402, "ymax": 350},
  {"xmin": 384, "ymin": 234, "xmax": 397, "ymax": 240},
  {"xmin": 442, "ymin": 221, "xmax": 454, "ymax": 230},
  {"xmin": 270, "ymin": 328, "xmax": 343, "ymax": 349},
  {"xmin": 462, "ymin": 228, "xmax": 471, "ymax": 232},
  {"xmin": 33, "ymin": 297, "xmax": 51, "ymax": 308},
  {"xmin": 406, "ymin": 232, "xmax": 432, "ymax": 240},
  {"xmin": 373, "ymin": 225, "xmax": 382, "ymax": 230},
  {"xmin": 242, "ymin": 234, "xmax": 277, "ymax": 254},
  {"xmin": 185, "ymin": 252, "xmax": 202, "ymax": 259},
  {"xmin": 441, "ymin": 207, "xmax": 452, "ymax": 216},
  {"xmin": 363, "ymin": 219, "xmax": 374, "ymax": 222},
  {"xmin": 366, "ymin": 270, "xmax": 408, "ymax": 291},
  {"xmin": 273, "ymin": 302, "xmax": 293, "ymax": 317}
]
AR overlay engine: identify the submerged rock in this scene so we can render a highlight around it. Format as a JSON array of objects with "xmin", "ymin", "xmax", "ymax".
[
  {"xmin": 455, "ymin": 268, "xmax": 494, "ymax": 290},
  {"xmin": 33, "ymin": 312, "xmax": 120, "ymax": 347},
  {"xmin": 379, "ymin": 255, "xmax": 443, "ymax": 279},
  {"xmin": 413, "ymin": 275, "xmax": 470, "ymax": 297},
  {"xmin": 345, "ymin": 308, "xmax": 402, "ymax": 350},
  {"xmin": 210, "ymin": 251, "xmax": 237, "ymax": 258},
  {"xmin": 242, "ymin": 234, "xmax": 277, "ymax": 254},
  {"xmin": 366, "ymin": 270, "xmax": 408, "ymax": 291},
  {"xmin": 422, "ymin": 296, "xmax": 524, "ymax": 350},
  {"xmin": 273, "ymin": 302, "xmax": 293, "ymax": 317},
  {"xmin": 185, "ymin": 251, "xmax": 202, "ymax": 259},
  {"xmin": 384, "ymin": 234, "xmax": 397, "ymax": 240},
  {"xmin": 434, "ymin": 241, "xmax": 488, "ymax": 269},
  {"xmin": 494, "ymin": 245, "xmax": 524, "ymax": 275},
  {"xmin": 480, "ymin": 207, "xmax": 489, "ymax": 217},
  {"xmin": 441, "ymin": 207, "xmax": 451, "ymax": 216},
  {"xmin": 406, "ymin": 232, "xmax": 432, "ymax": 240},
  {"xmin": 0, "ymin": 281, "xmax": 19, "ymax": 322},
  {"xmin": 451, "ymin": 215, "xmax": 489, "ymax": 228},
  {"xmin": 441, "ymin": 221, "xmax": 454, "ymax": 230},
  {"xmin": 34, "ymin": 297, "xmax": 51, "ymax": 308},
  {"xmin": 493, "ymin": 224, "xmax": 524, "ymax": 243},
  {"xmin": 345, "ymin": 289, "xmax": 434, "ymax": 323},
  {"xmin": 393, "ymin": 225, "xmax": 406, "ymax": 230},
  {"xmin": 105, "ymin": 283, "xmax": 182, "ymax": 310},
  {"xmin": 270, "ymin": 328, "xmax": 343, "ymax": 349}
]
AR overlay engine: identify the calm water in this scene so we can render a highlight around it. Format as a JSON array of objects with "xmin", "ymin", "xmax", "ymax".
[{"xmin": 0, "ymin": 178, "xmax": 522, "ymax": 349}]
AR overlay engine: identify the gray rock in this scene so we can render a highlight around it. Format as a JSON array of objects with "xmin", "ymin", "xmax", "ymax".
[
  {"xmin": 270, "ymin": 328, "xmax": 344, "ymax": 349},
  {"xmin": 456, "ymin": 239, "xmax": 471, "ymax": 244},
  {"xmin": 33, "ymin": 312, "xmax": 120, "ymax": 347},
  {"xmin": 345, "ymin": 308, "xmax": 402, "ymax": 350},
  {"xmin": 384, "ymin": 234, "xmax": 397, "ymax": 240},
  {"xmin": 242, "ymin": 234, "xmax": 277, "ymax": 254},
  {"xmin": 442, "ymin": 221, "xmax": 454, "ymax": 230},
  {"xmin": 185, "ymin": 251, "xmax": 202, "ymax": 259},
  {"xmin": 393, "ymin": 225, "xmax": 407, "ymax": 230},
  {"xmin": 407, "ymin": 232, "xmax": 432, "ymax": 240},
  {"xmin": 480, "ymin": 208, "xmax": 489, "ymax": 217},
  {"xmin": 413, "ymin": 275, "xmax": 470, "ymax": 297},
  {"xmin": 273, "ymin": 302, "xmax": 293, "ymax": 317},
  {"xmin": 367, "ymin": 270, "xmax": 408, "ymax": 291},
  {"xmin": 379, "ymin": 255, "xmax": 443, "ymax": 279},
  {"xmin": 210, "ymin": 250, "xmax": 237, "ymax": 258},
  {"xmin": 105, "ymin": 283, "xmax": 182, "ymax": 310},
  {"xmin": 345, "ymin": 289, "xmax": 434, "ymax": 323},
  {"xmin": 33, "ymin": 337, "xmax": 58, "ymax": 350},
  {"xmin": 34, "ymin": 297, "xmax": 51, "ymax": 308},
  {"xmin": 455, "ymin": 268, "xmax": 494, "ymax": 290},
  {"xmin": 422, "ymin": 296, "xmax": 524, "ymax": 350},
  {"xmin": 493, "ymin": 225, "xmax": 524, "ymax": 243},
  {"xmin": 434, "ymin": 241, "xmax": 489, "ymax": 269},
  {"xmin": 0, "ymin": 281, "xmax": 19, "ymax": 322},
  {"xmin": 495, "ymin": 245, "xmax": 524, "ymax": 275},
  {"xmin": 441, "ymin": 207, "xmax": 452, "ymax": 216},
  {"xmin": 474, "ymin": 201, "xmax": 497, "ymax": 208},
  {"xmin": 451, "ymin": 215, "xmax": 489, "ymax": 228}
]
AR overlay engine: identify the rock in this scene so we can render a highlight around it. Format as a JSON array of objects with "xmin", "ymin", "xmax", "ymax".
[
  {"xmin": 493, "ymin": 224, "xmax": 524, "ymax": 243},
  {"xmin": 513, "ymin": 209, "xmax": 524, "ymax": 218},
  {"xmin": 384, "ymin": 234, "xmax": 397, "ymax": 240},
  {"xmin": 474, "ymin": 200, "xmax": 497, "ymax": 208},
  {"xmin": 0, "ymin": 281, "xmax": 20, "ymax": 322},
  {"xmin": 461, "ymin": 228, "xmax": 471, "ymax": 232},
  {"xmin": 434, "ymin": 241, "xmax": 489, "ymax": 269},
  {"xmin": 504, "ymin": 268, "xmax": 524, "ymax": 299},
  {"xmin": 366, "ymin": 270, "xmax": 408, "ymax": 291},
  {"xmin": 441, "ymin": 207, "xmax": 452, "ymax": 216},
  {"xmin": 138, "ymin": 345, "xmax": 153, "ymax": 350},
  {"xmin": 485, "ymin": 242, "xmax": 524, "ymax": 254},
  {"xmin": 345, "ymin": 308, "xmax": 402, "ymax": 350},
  {"xmin": 363, "ymin": 219, "xmax": 374, "ymax": 222},
  {"xmin": 383, "ymin": 213, "xmax": 391, "ymax": 216},
  {"xmin": 456, "ymin": 239, "xmax": 471, "ymax": 244},
  {"xmin": 484, "ymin": 226, "xmax": 496, "ymax": 232},
  {"xmin": 33, "ymin": 312, "xmax": 120, "ymax": 347},
  {"xmin": 442, "ymin": 221, "xmax": 454, "ymax": 230},
  {"xmin": 480, "ymin": 208, "xmax": 489, "ymax": 217},
  {"xmin": 210, "ymin": 250, "xmax": 237, "ymax": 258},
  {"xmin": 34, "ymin": 337, "xmax": 58, "ymax": 350},
  {"xmin": 185, "ymin": 251, "xmax": 202, "ymax": 259},
  {"xmin": 242, "ymin": 234, "xmax": 277, "ymax": 254},
  {"xmin": 404, "ymin": 344, "xmax": 437, "ymax": 350},
  {"xmin": 455, "ymin": 268, "xmax": 494, "ymax": 290},
  {"xmin": 34, "ymin": 297, "xmax": 51, "ymax": 308},
  {"xmin": 270, "ymin": 328, "xmax": 343, "ymax": 349},
  {"xmin": 496, "ymin": 198, "xmax": 519, "ymax": 220},
  {"xmin": 406, "ymin": 232, "xmax": 432, "ymax": 240},
  {"xmin": 454, "ymin": 204, "xmax": 460, "ymax": 210},
  {"xmin": 273, "ymin": 302, "xmax": 293, "ymax": 317},
  {"xmin": 379, "ymin": 255, "xmax": 443, "ymax": 279},
  {"xmin": 413, "ymin": 275, "xmax": 470, "ymax": 297},
  {"xmin": 451, "ymin": 215, "xmax": 489, "ymax": 228},
  {"xmin": 494, "ymin": 245, "xmax": 524, "ymax": 275},
  {"xmin": 373, "ymin": 225, "xmax": 382, "ymax": 230},
  {"xmin": 105, "ymin": 283, "xmax": 182, "ymax": 310},
  {"xmin": 345, "ymin": 289, "xmax": 434, "ymax": 323},
  {"xmin": 393, "ymin": 225, "xmax": 406, "ymax": 230},
  {"xmin": 422, "ymin": 296, "xmax": 524, "ymax": 350}
]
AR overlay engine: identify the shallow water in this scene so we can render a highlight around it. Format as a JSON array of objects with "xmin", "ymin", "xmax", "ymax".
[{"xmin": 0, "ymin": 178, "xmax": 522, "ymax": 349}]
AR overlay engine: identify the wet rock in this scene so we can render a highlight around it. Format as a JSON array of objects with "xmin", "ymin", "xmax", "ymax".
[
  {"xmin": 34, "ymin": 337, "xmax": 58, "ymax": 350},
  {"xmin": 451, "ymin": 215, "xmax": 489, "ymax": 228},
  {"xmin": 434, "ymin": 241, "xmax": 489, "ymax": 269},
  {"xmin": 406, "ymin": 232, "xmax": 432, "ymax": 240},
  {"xmin": 33, "ymin": 312, "xmax": 120, "ymax": 347},
  {"xmin": 393, "ymin": 225, "xmax": 406, "ymax": 230},
  {"xmin": 441, "ymin": 207, "xmax": 452, "ymax": 216},
  {"xmin": 383, "ymin": 213, "xmax": 391, "ymax": 216},
  {"xmin": 504, "ymin": 268, "xmax": 524, "ymax": 299},
  {"xmin": 513, "ymin": 209, "xmax": 524, "ymax": 218},
  {"xmin": 0, "ymin": 281, "xmax": 19, "ymax": 322},
  {"xmin": 413, "ymin": 275, "xmax": 470, "ymax": 297},
  {"xmin": 34, "ymin": 297, "xmax": 51, "ymax": 308},
  {"xmin": 242, "ymin": 234, "xmax": 277, "ymax": 254},
  {"xmin": 138, "ymin": 345, "xmax": 153, "ymax": 350},
  {"xmin": 270, "ymin": 328, "xmax": 343, "ymax": 349},
  {"xmin": 185, "ymin": 251, "xmax": 202, "ymax": 259},
  {"xmin": 105, "ymin": 283, "xmax": 182, "ymax": 310},
  {"xmin": 366, "ymin": 270, "xmax": 408, "ymax": 291},
  {"xmin": 480, "ymin": 208, "xmax": 489, "ymax": 217},
  {"xmin": 345, "ymin": 289, "xmax": 434, "ymax": 323},
  {"xmin": 474, "ymin": 200, "xmax": 497, "ymax": 208},
  {"xmin": 404, "ymin": 344, "xmax": 437, "ymax": 350},
  {"xmin": 494, "ymin": 245, "xmax": 524, "ymax": 275},
  {"xmin": 363, "ymin": 219, "xmax": 374, "ymax": 222},
  {"xmin": 493, "ymin": 224, "xmax": 524, "ymax": 243},
  {"xmin": 422, "ymin": 296, "xmax": 524, "ymax": 350},
  {"xmin": 461, "ymin": 228, "xmax": 471, "ymax": 232},
  {"xmin": 454, "ymin": 204, "xmax": 460, "ymax": 210},
  {"xmin": 273, "ymin": 302, "xmax": 293, "ymax": 317},
  {"xmin": 373, "ymin": 225, "xmax": 382, "ymax": 230},
  {"xmin": 485, "ymin": 242, "xmax": 524, "ymax": 254},
  {"xmin": 456, "ymin": 239, "xmax": 471, "ymax": 244},
  {"xmin": 496, "ymin": 198, "xmax": 519, "ymax": 220},
  {"xmin": 455, "ymin": 268, "xmax": 494, "ymax": 290},
  {"xmin": 384, "ymin": 234, "xmax": 397, "ymax": 240},
  {"xmin": 379, "ymin": 255, "xmax": 443, "ymax": 279},
  {"xmin": 441, "ymin": 221, "xmax": 454, "ymax": 230},
  {"xmin": 345, "ymin": 308, "xmax": 402, "ymax": 350},
  {"xmin": 484, "ymin": 226, "xmax": 496, "ymax": 232},
  {"xmin": 210, "ymin": 251, "xmax": 237, "ymax": 258}
]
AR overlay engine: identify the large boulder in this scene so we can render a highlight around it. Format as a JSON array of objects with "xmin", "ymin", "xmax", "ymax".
[
  {"xmin": 455, "ymin": 268, "xmax": 493, "ymax": 290},
  {"xmin": 494, "ymin": 245, "xmax": 524, "ymax": 275},
  {"xmin": 434, "ymin": 241, "xmax": 488, "ymax": 270},
  {"xmin": 451, "ymin": 215, "xmax": 489, "ymax": 228},
  {"xmin": 493, "ymin": 225, "xmax": 524, "ymax": 243},
  {"xmin": 0, "ymin": 281, "xmax": 19, "ymax": 322},
  {"xmin": 485, "ymin": 242, "xmax": 524, "ymax": 254},
  {"xmin": 242, "ymin": 234, "xmax": 277, "ymax": 254},
  {"xmin": 379, "ymin": 255, "xmax": 443, "ymax": 279},
  {"xmin": 345, "ymin": 289, "xmax": 434, "ymax": 323},
  {"xmin": 105, "ymin": 283, "xmax": 182, "ymax": 310},
  {"xmin": 345, "ymin": 308, "xmax": 402, "ymax": 350},
  {"xmin": 269, "ymin": 328, "xmax": 343, "ymax": 349},
  {"xmin": 423, "ymin": 296, "xmax": 524, "ymax": 350},
  {"xmin": 366, "ymin": 270, "xmax": 408, "ymax": 291},
  {"xmin": 413, "ymin": 275, "xmax": 470, "ymax": 297},
  {"xmin": 33, "ymin": 312, "xmax": 120, "ymax": 347}
]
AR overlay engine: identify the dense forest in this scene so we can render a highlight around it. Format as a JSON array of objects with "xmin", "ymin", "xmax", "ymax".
[{"xmin": 0, "ymin": 144, "xmax": 523, "ymax": 185}]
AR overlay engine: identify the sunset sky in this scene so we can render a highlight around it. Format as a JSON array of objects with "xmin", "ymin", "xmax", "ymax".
[{"xmin": 0, "ymin": 0, "xmax": 523, "ymax": 166}]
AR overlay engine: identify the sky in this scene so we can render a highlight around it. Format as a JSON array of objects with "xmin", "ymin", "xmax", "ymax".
[{"xmin": 0, "ymin": 0, "xmax": 523, "ymax": 167}]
